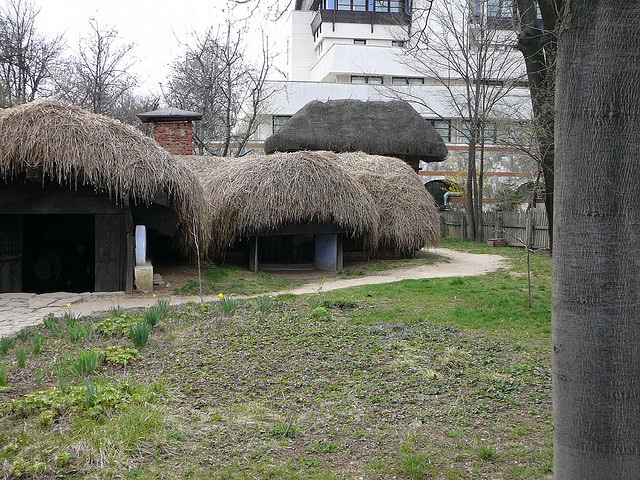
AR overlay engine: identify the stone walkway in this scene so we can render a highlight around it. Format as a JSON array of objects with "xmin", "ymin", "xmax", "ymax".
[{"xmin": 0, "ymin": 248, "xmax": 507, "ymax": 338}]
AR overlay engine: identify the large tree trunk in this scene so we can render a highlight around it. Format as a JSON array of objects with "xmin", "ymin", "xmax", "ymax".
[{"xmin": 553, "ymin": 1, "xmax": 640, "ymax": 477}]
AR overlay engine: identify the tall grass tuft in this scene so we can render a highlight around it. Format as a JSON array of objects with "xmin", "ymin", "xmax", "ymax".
[
  {"xmin": 255, "ymin": 295, "xmax": 274, "ymax": 315},
  {"xmin": 129, "ymin": 322, "xmax": 152, "ymax": 348},
  {"xmin": 0, "ymin": 336, "xmax": 12, "ymax": 355},
  {"xmin": 0, "ymin": 363, "xmax": 7, "ymax": 386},
  {"xmin": 70, "ymin": 350, "xmax": 100, "ymax": 377},
  {"xmin": 15, "ymin": 346, "xmax": 27, "ymax": 368},
  {"xmin": 219, "ymin": 294, "xmax": 239, "ymax": 315},
  {"xmin": 31, "ymin": 334, "xmax": 44, "ymax": 355}
]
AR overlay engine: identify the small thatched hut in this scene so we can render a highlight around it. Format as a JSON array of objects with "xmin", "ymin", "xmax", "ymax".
[
  {"xmin": 179, "ymin": 151, "xmax": 380, "ymax": 272},
  {"xmin": 178, "ymin": 150, "xmax": 438, "ymax": 272},
  {"xmin": 264, "ymin": 99, "xmax": 448, "ymax": 171},
  {"xmin": 0, "ymin": 100, "xmax": 206, "ymax": 293}
]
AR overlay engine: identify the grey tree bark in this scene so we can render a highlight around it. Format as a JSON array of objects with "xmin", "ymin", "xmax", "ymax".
[{"xmin": 553, "ymin": 1, "xmax": 640, "ymax": 477}]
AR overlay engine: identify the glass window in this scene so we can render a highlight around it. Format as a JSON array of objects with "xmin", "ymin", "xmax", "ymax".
[
  {"xmin": 389, "ymin": 0, "xmax": 404, "ymax": 13},
  {"xmin": 487, "ymin": 0, "xmax": 512, "ymax": 18},
  {"xmin": 408, "ymin": 77, "xmax": 424, "ymax": 85},
  {"xmin": 374, "ymin": 0, "xmax": 389, "ymax": 12},
  {"xmin": 351, "ymin": 75, "xmax": 383, "ymax": 84},
  {"xmin": 353, "ymin": 0, "xmax": 367, "ymax": 10},
  {"xmin": 430, "ymin": 120, "xmax": 451, "ymax": 142},
  {"xmin": 392, "ymin": 77, "xmax": 408, "ymax": 85},
  {"xmin": 324, "ymin": 0, "xmax": 335, "ymax": 8},
  {"xmin": 337, "ymin": 0, "xmax": 351, "ymax": 10},
  {"xmin": 354, "ymin": 39, "xmax": 367, "ymax": 45},
  {"xmin": 391, "ymin": 40, "xmax": 405, "ymax": 47},
  {"xmin": 273, "ymin": 116, "xmax": 291, "ymax": 133}
]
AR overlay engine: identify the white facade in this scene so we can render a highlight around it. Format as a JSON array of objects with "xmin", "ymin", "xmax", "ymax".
[{"xmin": 250, "ymin": 0, "xmax": 538, "ymax": 195}]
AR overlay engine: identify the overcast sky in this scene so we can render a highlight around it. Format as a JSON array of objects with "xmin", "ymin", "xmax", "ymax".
[{"xmin": 35, "ymin": 0, "xmax": 289, "ymax": 96}]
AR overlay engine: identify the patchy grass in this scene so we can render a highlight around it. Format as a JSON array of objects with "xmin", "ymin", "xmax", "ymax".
[{"xmin": 0, "ymin": 239, "xmax": 552, "ymax": 479}]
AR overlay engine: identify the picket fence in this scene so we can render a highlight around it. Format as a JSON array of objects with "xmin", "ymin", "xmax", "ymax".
[{"xmin": 438, "ymin": 208, "xmax": 550, "ymax": 250}]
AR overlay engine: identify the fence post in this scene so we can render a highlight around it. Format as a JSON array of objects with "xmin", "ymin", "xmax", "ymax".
[
  {"xmin": 462, "ymin": 214, "xmax": 468, "ymax": 240},
  {"xmin": 495, "ymin": 215, "xmax": 504, "ymax": 239},
  {"xmin": 439, "ymin": 214, "xmax": 446, "ymax": 237},
  {"xmin": 526, "ymin": 210, "xmax": 534, "ymax": 249}
]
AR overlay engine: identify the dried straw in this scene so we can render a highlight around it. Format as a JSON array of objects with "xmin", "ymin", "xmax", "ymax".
[
  {"xmin": 0, "ymin": 100, "xmax": 209, "ymax": 254},
  {"xmin": 336, "ymin": 152, "xmax": 439, "ymax": 254},
  {"xmin": 181, "ymin": 151, "xmax": 380, "ymax": 256}
]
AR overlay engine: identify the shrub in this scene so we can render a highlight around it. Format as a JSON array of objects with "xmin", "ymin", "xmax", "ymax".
[
  {"xmin": 255, "ymin": 295, "xmax": 274, "ymax": 314},
  {"xmin": 31, "ymin": 334, "xmax": 44, "ymax": 355},
  {"xmin": 15, "ymin": 346, "xmax": 27, "ymax": 368}
]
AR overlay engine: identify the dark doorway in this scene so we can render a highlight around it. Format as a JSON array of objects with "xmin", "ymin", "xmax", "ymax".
[
  {"xmin": 22, "ymin": 215, "xmax": 95, "ymax": 293},
  {"xmin": 258, "ymin": 235, "xmax": 314, "ymax": 266}
]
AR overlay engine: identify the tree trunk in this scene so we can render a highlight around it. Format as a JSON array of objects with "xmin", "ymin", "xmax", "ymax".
[
  {"xmin": 553, "ymin": 2, "xmax": 640, "ymax": 477},
  {"xmin": 516, "ymin": 0, "xmax": 560, "ymax": 253}
]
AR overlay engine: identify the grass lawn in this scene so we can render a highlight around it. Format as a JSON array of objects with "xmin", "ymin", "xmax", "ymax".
[{"xmin": 0, "ymin": 238, "xmax": 552, "ymax": 479}]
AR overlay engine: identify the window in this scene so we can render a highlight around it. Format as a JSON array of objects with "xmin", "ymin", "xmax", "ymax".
[
  {"xmin": 429, "ymin": 119, "xmax": 451, "ymax": 142},
  {"xmin": 391, "ymin": 40, "xmax": 405, "ymax": 47},
  {"xmin": 351, "ymin": 75, "xmax": 383, "ymax": 84},
  {"xmin": 354, "ymin": 39, "xmax": 367, "ymax": 45},
  {"xmin": 487, "ymin": 0, "xmax": 512, "ymax": 18},
  {"xmin": 391, "ymin": 77, "xmax": 424, "ymax": 85},
  {"xmin": 328, "ymin": 0, "xmax": 405, "ymax": 12},
  {"xmin": 272, "ymin": 116, "xmax": 291, "ymax": 133}
]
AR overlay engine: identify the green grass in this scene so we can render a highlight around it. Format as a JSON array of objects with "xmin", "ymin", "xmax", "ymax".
[
  {"xmin": 0, "ymin": 239, "xmax": 552, "ymax": 479},
  {"xmin": 176, "ymin": 264, "xmax": 307, "ymax": 296}
]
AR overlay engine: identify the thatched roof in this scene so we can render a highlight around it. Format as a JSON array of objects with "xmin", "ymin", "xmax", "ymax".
[
  {"xmin": 335, "ymin": 152, "xmax": 439, "ymax": 255},
  {"xmin": 178, "ymin": 150, "xmax": 439, "ymax": 258},
  {"xmin": 178, "ymin": 151, "xmax": 380, "ymax": 256},
  {"xmin": 263, "ymin": 99, "xmax": 448, "ymax": 169},
  {"xmin": 0, "ymin": 99, "xmax": 209, "ymax": 252}
]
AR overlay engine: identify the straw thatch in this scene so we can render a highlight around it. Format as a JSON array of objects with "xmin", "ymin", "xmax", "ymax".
[
  {"xmin": 335, "ymin": 152, "xmax": 439, "ymax": 255},
  {"xmin": 0, "ymin": 99, "xmax": 209, "ymax": 253},
  {"xmin": 178, "ymin": 151, "xmax": 380, "ymax": 256},
  {"xmin": 263, "ymin": 99, "xmax": 448, "ymax": 169}
]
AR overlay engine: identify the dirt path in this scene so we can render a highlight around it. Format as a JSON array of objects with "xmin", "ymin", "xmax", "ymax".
[{"xmin": 0, "ymin": 248, "xmax": 507, "ymax": 337}]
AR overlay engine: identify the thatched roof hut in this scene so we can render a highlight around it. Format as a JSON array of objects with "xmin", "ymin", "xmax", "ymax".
[
  {"xmin": 0, "ymin": 100, "xmax": 208, "ymax": 293},
  {"xmin": 334, "ymin": 152, "xmax": 439, "ymax": 255},
  {"xmin": 0, "ymin": 100, "xmax": 203, "ymax": 218},
  {"xmin": 179, "ymin": 151, "xmax": 380, "ymax": 258},
  {"xmin": 263, "ymin": 99, "xmax": 448, "ymax": 170}
]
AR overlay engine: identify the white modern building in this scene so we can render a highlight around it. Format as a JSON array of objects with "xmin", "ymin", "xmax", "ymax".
[{"xmin": 250, "ymin": 0, "xmax": 539, "ymax": 198}]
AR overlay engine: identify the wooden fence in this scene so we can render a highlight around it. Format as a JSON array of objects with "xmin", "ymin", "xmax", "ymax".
[{"xmin": 439, "ymin": 208, "xmax": 550, "ymax": 250}]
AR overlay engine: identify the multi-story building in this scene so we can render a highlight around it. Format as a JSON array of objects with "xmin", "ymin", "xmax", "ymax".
[{"xmin": 250, "ymin": 0, "xmax": 539, "ymax": 200}]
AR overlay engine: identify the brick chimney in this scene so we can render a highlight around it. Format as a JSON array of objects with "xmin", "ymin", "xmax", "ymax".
[{"xmin": 137, "ymin": 107, "xmax": 202, "ymax": 155}]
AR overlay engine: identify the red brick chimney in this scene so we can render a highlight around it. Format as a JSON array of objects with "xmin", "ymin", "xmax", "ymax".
[{"xmin": 137, "ymin": 107, "xmax": 202, "ymax": 156}]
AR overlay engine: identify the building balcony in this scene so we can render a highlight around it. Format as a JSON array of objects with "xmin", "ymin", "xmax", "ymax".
[{"xmin": 311, "ymin": 9, "xmax": 410, "ymax": 35}]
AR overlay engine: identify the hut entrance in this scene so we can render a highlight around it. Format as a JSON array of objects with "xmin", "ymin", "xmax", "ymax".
[
  {"xmin": 258, "ymin": 235, "xmax": 315, "ymax": 269},
  {"xmin": 22, "ymin": 215, "xmax": 95, "ymax": 294}
]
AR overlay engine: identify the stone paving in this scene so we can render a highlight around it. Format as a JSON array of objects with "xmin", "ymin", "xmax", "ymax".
[{"xmin": 0, "ymin": 291, "xmax": 127, "ymax": 338}]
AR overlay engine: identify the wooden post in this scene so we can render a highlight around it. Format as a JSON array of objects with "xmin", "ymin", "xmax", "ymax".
[
  {"xmin": 462, "ymin": 214, "xmax": 468, "ymax": 240},
  {"xmin": 525, "ymin": 210, "xmax": 534, "ymax": 249},
  {"xmin": 439, "ymin": 214, "xmax": 446, "ymax": 237}
]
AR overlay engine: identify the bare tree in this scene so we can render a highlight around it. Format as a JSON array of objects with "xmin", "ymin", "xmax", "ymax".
[
  {"xmin": 390, "ymin": 0, "xmax": 527, "ymax": 241},
  {"xmin": 165, "ymin": 19, "xmax": 275, "ymax": 157},
  {"xmin": 553, "ymin": 1, "xmax": 640, "ymax": 476},
  {"xmin": 0, "ymin": 0, "xmax": 63, "ymax": 106},
  {"xmin": 54, "ymin": 19, "xmax": 137, "ymax": 115}
]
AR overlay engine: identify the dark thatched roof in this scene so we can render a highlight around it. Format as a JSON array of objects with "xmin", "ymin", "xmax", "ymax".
[
  {"xmin": 178, "ymin": 151, "xmax": 380, "ymax": 256},
  {"xmin": 263, "ymin": 99, "xmax": 448, "ymax": 169},
  {"xmin": 0, "ymin": 99, "xmax": 209, "ymax": 253},
  {"xmin": 334, "ymin": 152, "xmax": 439, "ymax": 255}
]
